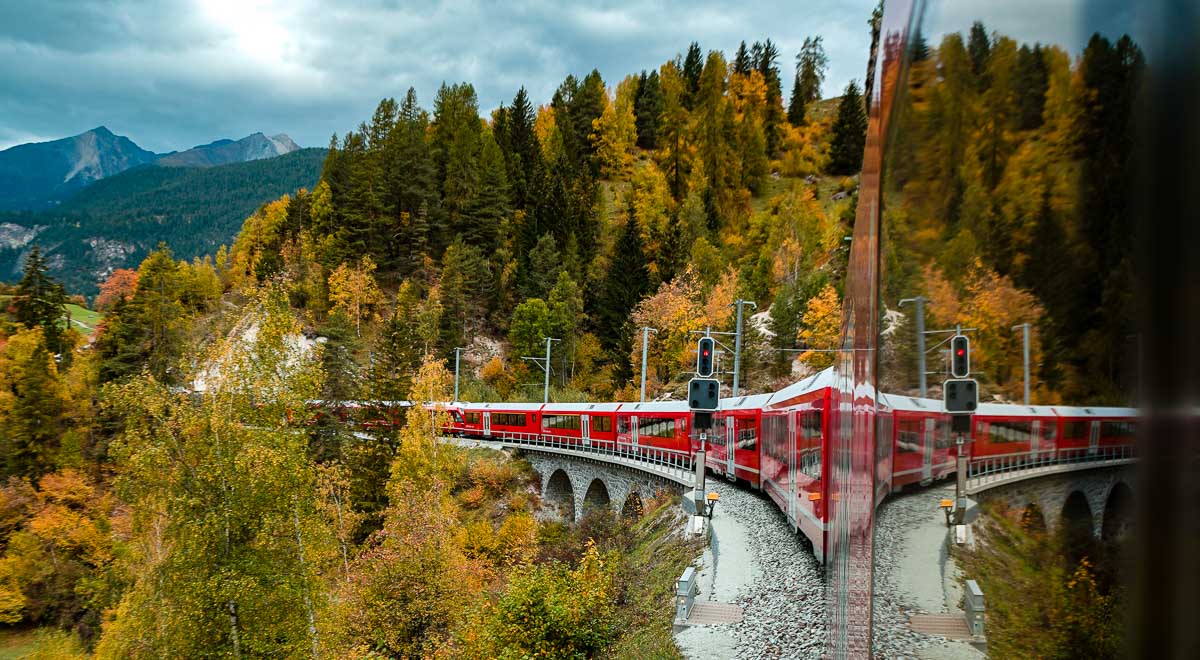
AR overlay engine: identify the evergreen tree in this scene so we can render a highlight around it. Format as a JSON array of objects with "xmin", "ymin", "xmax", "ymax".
[
  {"xmin": 754, "ymin": 38, "xmax": 785, "ymax": 155},
  {"xmin": 460, "ymin": 128, "xmax": 511, "ymax": 250},
  {"xmin": 500, "ymin": 87, "xmax": 543, "ymax": 211},
  {"xmin": 789, "ymin": 36, "xmax": 828, "ymax": 125},
  {"xmin": 828, "ymin": 80, "xmax": 868, "ymax": 175},
  {"xmin": 13, "ymin": 246, "xmax": 68, "ymax": 358},
  {"xmin": 570, "ymin": 70, "xmax": 607, "ymax": 175},
  {"xmin": 596, "ymin": 215, "xmax": 650, "ymax": 355},
  {"xmin": 681, "ymin": 42, "xmax": 704, "ymax": 109},
  {"xmin": 432, "ymin": 83, "xmax": 483, "ymax": 246},
  {"xmin": 968, "ymin": 21, "xmax": 992, "ymax": 85},
  {"xmin": 373, "ymin": 281, "xmax": 425, "ymax": 400},
  {"xmin": 525, "ymin": 233, "xmax": 564, "ymax": 300},
  {"xmin": 0, "ymin": 328, "xmax": 67, "ymax": 478},
  {"xmin": 656, "ymin": 62, "xmax": 691, "ymax": 200},
  {"xmin": 733, "ymin": 41, "xmax": 752, "ymax": 75},
  {"xmin": 386, "ymin": 88, "xmax": 438, "ymax": 274},
  {"xmin": 1014, "ymin": 45, "xmax": 1049, "ymax": 130},
  {"xmin": 633, "ymin": 70, "xmax": 664, "ymax": 149}
]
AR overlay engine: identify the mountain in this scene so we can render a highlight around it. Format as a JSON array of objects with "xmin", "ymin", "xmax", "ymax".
[
  {"xmin": 156, "ymin": 132, "xmax": 301, "ymax": 167},
  {"xmin": 0, "ymin": 126, "xmax": 158, "ymax": 210},
  {"xmin": 0, "ymin": 148, "xmax": 325, "ymax": 296}
]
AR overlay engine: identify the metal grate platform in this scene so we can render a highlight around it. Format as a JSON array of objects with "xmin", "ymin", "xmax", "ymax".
[
  {"xmin": 687, "ymin": 601, "xmax": 745, "ymax": 625},
  {"xmin": 909, "ymin": 613, "xmax": 973, "ymax": 639}
]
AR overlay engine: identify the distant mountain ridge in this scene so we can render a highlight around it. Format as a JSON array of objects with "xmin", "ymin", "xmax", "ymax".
[
  {"xmin": 0, "ymin": 148, "xmax": 325, "ymax": 296},
  {"xmin": 0, "ymin": 127, "xmax": 157, "ymax": 210},
  {"xmin": 157, "ymin": 132, "xmax": 300, "ymax": 167},
  {"xmin": 0, "ymin": 127, "xmax": 303, "ymax": 210}
]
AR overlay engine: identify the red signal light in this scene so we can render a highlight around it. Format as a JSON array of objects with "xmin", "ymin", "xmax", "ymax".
[{"xmin": 956, "ymin": 348, "xmax": 965, "ymax": 356}]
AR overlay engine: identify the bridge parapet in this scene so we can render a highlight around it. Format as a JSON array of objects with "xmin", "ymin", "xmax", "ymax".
[
  {"xmin": 967, "ymin": 445, "xmax": 1135, "ymax": 495},
  {"xmin": 443, "ymin": 433, "xmax": 691, "ymax": 522}
]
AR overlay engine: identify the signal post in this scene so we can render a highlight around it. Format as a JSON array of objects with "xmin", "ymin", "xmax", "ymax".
[
  {"xmin": 944, "ymin": 333, "xmax": 977, "ymax": 525},
  {"xmin": 688, "ymin": 337, "xmax": 720, "ymax": 515}
]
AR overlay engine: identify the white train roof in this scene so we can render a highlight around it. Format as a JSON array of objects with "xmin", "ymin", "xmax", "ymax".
[
  {"xmin": 464, "ymin": 402, "xmax": 546, "ymax": 412},
  {"xmin": 766, "ymin": 367, "xmax": 838, "ymax": 407},
  {"xmin": 541, "ymin": 402, "xmax": 623, "ymax": 413},
  {"xmin": 721, "ymin": 392, "xmax": 774, "ymax": 410},
  {"xmin": 617, "ymin": 400, "xmax": 690, "ymax": 413}
]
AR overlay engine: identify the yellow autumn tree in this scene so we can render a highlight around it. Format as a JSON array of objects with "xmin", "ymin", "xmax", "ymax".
[
  {"xmin": 797, "ymin": 283, "xmax": 842, "ymax": 370},
  {"xmin": 591, "ymin": 82, "xmax": 637, "ymax": 179},
  {"xmin": 328, "ymin": 255, "xmax": 383, "ymax": 336}
]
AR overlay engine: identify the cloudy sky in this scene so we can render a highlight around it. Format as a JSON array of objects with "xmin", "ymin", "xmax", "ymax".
[{"xmin": 0, "ymin": 0, "xmax": 1144, "ymax": 153}]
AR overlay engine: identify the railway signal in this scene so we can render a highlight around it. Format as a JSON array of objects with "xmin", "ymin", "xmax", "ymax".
[
  {"xmin": 950, "ymin": 334, "xmax": 970, "ymax": 378},
  {"xmin": 696, "ymin": 337, "xmax": 716, "ymax": 377},
  {"xmin": 943, "ymin": 378, "xmax": 978, "ymax": 414},
  {"xmin": 688, "ymin": 377, "xmax": 720, "ymax": 412}
]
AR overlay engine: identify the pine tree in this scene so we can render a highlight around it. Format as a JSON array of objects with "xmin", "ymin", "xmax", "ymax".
[
  {"xmin": 460, "ymin": 128, "xmax": 511, "ymax": 250},
  {"xmin": 754, "ymin": 38, "xmax": 785, "ymax": 155},
  {"xmin": 633, "ymin": 70, "xmax": 664, "ymax": 149},
  {"xmin": 525, "ymin": 233, "xmax": 564, "ymax": 300},
  {"xmin": 681, "ymin": 42, "xmax": 704, "ymax": 109},
  {"xmin": 373, "ymin": 281, "xmax": 424, "ymax": 400},
  {"xmin": 789, "ymin": 36, "xmax": 828, "ymax": 125},
  {"xmin": 596, "ymin": 215, "xmax": 650, "ymax": 355},
  {"xmin": 733, "ymin": 41, "xmax": 752, "ymax": 75},
  {"xmin": 656, "ymin": 61, "xmax": 691, "ymax": 200},
  {"xmin": 828, "ymin": 80, "xmax": 868, "ymax": 175},
  {"xmin": 0, "ymin": 328, "xmax": 67, "ymax": 478},
  {"xmin": 432, "ymin": 83, "xmax": 483, "ymax": 245},
  {"xmin": 13, "ymin": 246, "xmax": 68, "ymax": 358},
  {"xmin": 386, "ymin": 88, "xmax": 438, "ymax": 273},
  {"xmin": 968, "ymin": 21, "xmax": 992, "ymax": 85}
]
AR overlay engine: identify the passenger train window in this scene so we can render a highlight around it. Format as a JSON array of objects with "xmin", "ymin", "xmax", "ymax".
[
  {"xmin": 736, "ymin": 418, "xmax": 757, "ymax": 451},
  {"xmin": 934, "ymin": 419, "xmax": 952, "ymax": 449},
  {"xmin": 543, "ymin": 415, "xmax": 581, "ymax": 431},
  {"xmin": 617, "ymin": 416, "xmax": 629, "ymax": 434},
  {"xmin": 1100, "ymin": 421, "xmax": 1136, "ymax": 440},
  {"xmin": 1040, "ymin": 422, "xmax": 1057, "ymax": 445},
  {"xmin": 492, "ymin": 413, "xmax": 526, "ymax": 427},
  {"xmin": 1061, "ymin": 421, "xmax": 1088, "ymax": 441},
  {"xmin": 592, "ymin": 416, "xmax": 612, "ymax": 433},
  {"xmin": 638, "ymin": 417, "xmax": 676, "ymax": 439},
  {"xmin": 987, "ymin": 421, "xmax": 1033, "ymax": 444},
  {"xmin": 897, "ymin": 420, "xmax": 922, "ymax": 453},
  {"xmin": 464, "ymin": 412, "xmax": 481, "ymax": 424}
]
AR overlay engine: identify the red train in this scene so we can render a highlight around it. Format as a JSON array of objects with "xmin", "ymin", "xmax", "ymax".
[{"xmin": 434, "ymin": 368, "xmax": 1138, "ymax": 563}]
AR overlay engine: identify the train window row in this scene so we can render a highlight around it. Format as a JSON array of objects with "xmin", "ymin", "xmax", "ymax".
[
  {"xmin": 638, "ymin": 416, "xmax": 679, "ymax": 439},
  {"xmin": 464, "ymin": 411, "xmax": 481, "ymax": 425},
  {"xmin": 1101, "ymin": 421, "xmax": 1135, "ymax": 440},
  {"xmin": 492, "ymin": 413, "xmax": 528, "ymax": 427},
  {"xmin": 543, "ymin": 414, "xmax": 581, "ymax": 431},
  {"xmin": 592, "ymin": 416, "xmax": 613, "ymax": 433},
  {"xmin": 979, "ymin": 421, "xmax": 1033, "ymax": 444}
]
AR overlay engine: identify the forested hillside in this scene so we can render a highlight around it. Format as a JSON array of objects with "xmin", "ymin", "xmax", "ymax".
[
  {"xmin": 0, "ymin": 148, "xmax": 324, "ymax": 295},
  {"xmin": 878, "ymin": 26, "xmax": 1142, "ymax": 404},
  {"xmin": 226, "ymin": 39, "xmax": 862, "ymax": 404},
  {"xmin": 0, "ymin": 17, "xmax": 1144, "ymax": 656}
]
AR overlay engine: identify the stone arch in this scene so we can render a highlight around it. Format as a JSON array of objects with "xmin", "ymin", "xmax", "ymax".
[
  {"xmin": 1061, "ymin": 490, "xmax": 1095, "ymax": 563},
  {"xmin": 1101, "ymin": 481, "xmax": 1134, "ymax": 542},
  {"xmin": 1020, "ymin": 502, "xmax": 1047, "ymax": 533},
  {"xmin": 621, "ymin": 490, "xmax": 645, "ymax": 519},
  {"xmin": 545, "ymin": 469, "xmax": 575, "ymax": 521},
  {"xmin": 582, "ymin": 478, "xmax": 611, "ymax": 514}
]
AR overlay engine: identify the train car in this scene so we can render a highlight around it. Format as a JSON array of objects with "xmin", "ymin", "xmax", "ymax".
[
  {"xmin": 539, "ymin": 402, "xmax": 622, "ymax": 446},
  {"xmin": 456, "ymin": 402, "xmax": 544, "ymax": 439},
  {"xmin": 614, "ymin": 401, "xmax": 691, "ymax": 454},
  {"xmin": 970, "ymin": 402, "xmax": 1057, "ymax": 461},
  {"xmin": 760, "ymin": 368, "xmax": 836, "ymax": 561},
  {"xmin": 879, "ymin": 393, "xmax": 955, "ymax": 490},
  {"xmin": 706, "ymin": 393, "xmax": 772, "ymax": 487},
  {"xmin": 1046, "ymin": 405, "xmax": 1138, "ymax": 458}
]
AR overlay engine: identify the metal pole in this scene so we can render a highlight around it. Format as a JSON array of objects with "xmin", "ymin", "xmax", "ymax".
[
  {"xmin": 640, "ymin": 327, "xmax": 656, "ymax": 402},
  {"xmin": 731, "ymin": 299, "xmax": 757, "ymax": 397},
  {"xmin": 543, "ymin": 337, "xmax": 553, "ymax": 404},
  {"xmin": 1012, "ymin": 323, "xmax": 1030, "ymax": 405},
  {"xmin": 453, "ymin": 347, "xmax": 464, "ymax": 402},
  {"xmin": 901, "ymin": 296, "xmax": 927, "ymax": 397}
]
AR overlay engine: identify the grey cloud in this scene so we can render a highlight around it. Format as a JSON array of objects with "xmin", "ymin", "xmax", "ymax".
[{"xmin": 0, "ymin": 0, "xmax": 879, "ymax": 151}]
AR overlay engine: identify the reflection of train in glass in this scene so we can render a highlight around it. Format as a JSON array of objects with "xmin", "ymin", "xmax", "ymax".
[{"xmin": 318, "ymin": 367, "xmax": 1139, "ymax": 562}]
